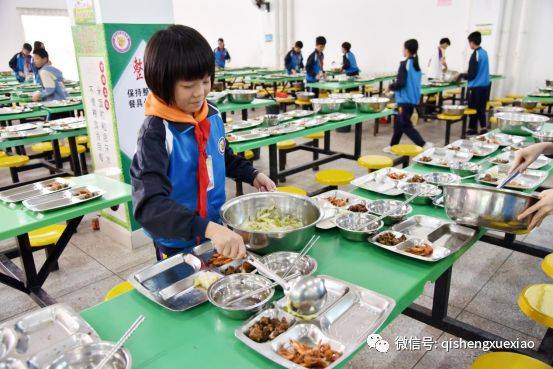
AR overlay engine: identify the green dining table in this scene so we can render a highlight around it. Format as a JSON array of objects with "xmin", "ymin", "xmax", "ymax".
[
  {"xmin": 0, "ymin": 108, "xmax": 48, "ymax": 123},
  {"xmin": 306, "ymin": 75, "xmax": 396, "ymax": 94},
  {"xmin": 217, "ymin": 98, "xmax": 277, "ymax": 122}
]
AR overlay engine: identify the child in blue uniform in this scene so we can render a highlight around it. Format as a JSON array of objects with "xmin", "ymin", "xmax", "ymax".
[
  {"xmin": 31, "ymin": 49, "xmax": 68, "ymax": 102},
  {"xmin": 214, "ymin": 38, "xmax": 231, "ymax": 69},
  {"xmin": 131, "ymin": 25, "xmax": 275, "ymax": 260},
  {"xmin": 340, "ymin": 42, "xmax": 359, "ymax": 76},
  {"xmin": 305, "ymin": 36, "xmax": 326, "ymax": 83},
  {"xmin": 385, "ymin": 39, "xmax": 430, "ymax": 151},
  {"xmin": 8, "ymin": 43, "xmax": 32, "ymax": 83},
  {"xmin": 284, "ymin": 41, "xmax": 304, "ymax": 75},
  {"xmin": 460, "ymin": 31, "xmax": 490, "ymax": 135}
]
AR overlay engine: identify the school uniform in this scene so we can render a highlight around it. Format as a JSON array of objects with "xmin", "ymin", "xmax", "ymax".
[
  {"xmin": 462, "ymin": 47, "xmax": 490, "ymax": 132},
  {"xmin": 214, "ymin": 47, "xmax": 231, "ymax": 69},
  {"xmin": 305, "ymin": 50, "xmax": 324, "ymax": 83},
  {"xmin": 427, "ymin": 47, "xmax": 445, "ymax": 79},
  {"xmin": 284, "ymin": 49, "xmax": 304, "ymax": 74},
  {"xmin": 37, "ymin": 63, "xmax": 68, "ymax": 101},
  {"xmin": 8, "ymin": 52, "xmax": 32, "ymax": 83},
  {"xmin": 342, "ymin": 51, "xmax": 359, "ymax": 76},
  {"xmin": 131, "ymin": 95, "xmax": 258, "ymax": 260},
  {"xmin": 389, "ymin": 57, "xmax": 426, "ymax": 147}
]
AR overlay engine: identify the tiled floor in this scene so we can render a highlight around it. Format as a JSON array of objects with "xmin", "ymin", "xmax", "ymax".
[{"xmin": 1, "ymin": 110, "xmax": 551, "ymax": 369}]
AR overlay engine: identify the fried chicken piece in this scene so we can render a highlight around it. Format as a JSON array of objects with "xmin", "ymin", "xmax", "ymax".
[{"xmin": 405, "ymin": 243, "xmax": 433, "ymax": 256}]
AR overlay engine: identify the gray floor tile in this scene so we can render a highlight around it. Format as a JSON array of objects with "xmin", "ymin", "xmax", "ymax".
[
  {"xmin": 57, "ymin": 274, "xmax": 124, "ymax": 312},
  {"xmin": 413, "ymin": 294, "xmax": 463, "ymax": 319}
]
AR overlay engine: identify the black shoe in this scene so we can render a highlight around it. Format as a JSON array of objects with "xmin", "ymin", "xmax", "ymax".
[
  {"xmin": 466, "ymin": 129, "xmax": 478, "ymax": 136},
  {"xmin": 480, "ymin": 128, "xmax": 489, "ymax": 134}
]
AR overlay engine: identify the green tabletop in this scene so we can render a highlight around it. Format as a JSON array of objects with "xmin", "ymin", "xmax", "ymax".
[
  {"xmin": 217, "ymin": 98, "xmax": 276, "ymax": 114},
  {"xmin": 0, "ymin": 127, "xmax": 87, "ymax": 150},
  {"xmin": 306, "ymin": 75, "xmax": 396, "ymax": 91},
  {"xmin": 525, "ymin": 95, "xmax": 553, "ymax": 104},
  {"xmin": 422, "ymin": 75, "xmax": 503, "ymax": 96},
  {"xmin": 0, "ymin": 108, "xmax": 48, "ymax": 122},
  {"xmin": 0, "ymin": 174, "xmax": 131, "ymax": 240},
  {"xmin": 229, "ymin": 109, "xmax": 394, "ymax": 152},
  {"xmin": 250, "ymin": 75, "xmax": 305, "ymax": 84},
  {"xmin": 43, "ymin": 103, "xmax": 84, "ymax": 115}
]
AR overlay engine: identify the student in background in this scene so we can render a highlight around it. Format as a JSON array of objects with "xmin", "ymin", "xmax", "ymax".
[
  {"xmin": 460, "ymin": 31, "xmax": 490, "ymax": 135},
  {"xmin": 341, "ymin": 42, "xmax": 359, "ymax": 76},
  {"xmin": 31, "ymin": 49, "xmax": 68, "ymax": 102},
  {"xmin": 214, "ymin": 38, "xmax": 231, "ymax": 69},
  {"xmin": 384, "ymin": 39, "xmax": 432, "ymax": 152},
  {"xmin": 8, "ymin": 43, "xmax": 32, "ymax": 83},
  {"xmin": 305, "ymin": 36, "xmax": 326, "ymax": 83},
  {"xmin": 32, "ymin": 41, "xmax": 45, "ymax": 84},
  {"xmin": 34, "ymin": 41, "xmax": 44, "ymax": 50},
  {"xmin": 427, "ymin": 37, "xmax": 450, "ymax": 79},
  {"xmin": 284, "ymin": 41, "xmax": 304, "ymax": 75}
]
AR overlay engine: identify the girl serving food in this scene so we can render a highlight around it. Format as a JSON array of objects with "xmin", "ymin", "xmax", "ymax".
[{"xmin": 131, "ymin": 25, "xmax": 275, "ymax": 261}]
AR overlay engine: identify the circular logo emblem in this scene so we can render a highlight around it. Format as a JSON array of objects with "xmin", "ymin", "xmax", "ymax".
[
  {"xmin": 218, "ymin": 137, "xmax": 226, "ymax": 154},
  {"xmin": 111, "ymin": 30, "xmax": 131, "ymax": 53}
]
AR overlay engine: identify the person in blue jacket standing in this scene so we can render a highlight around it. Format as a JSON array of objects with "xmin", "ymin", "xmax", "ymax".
[
  {"xmin": 31, "ymin": 49, "xmax": 68, "ymax": 102},
  {"xmin": 305, "ymin": 36, "xmax": 326, "ymax": 83},
  {"xmin": 384, "ymin": 39, "xmax": 432, "ymax": 151},
  {"xmin": 341, "ymin": 42, "xmax": 359, "ymax": 76},
  {"xmin": 214, "ymin": 38, "xmax": 231, "ymax": 69},
  {"xmin": 284, "ymin": 41, "xmax": 304, "ymax": 75},
  {"xmin": 460, "ymin": 31, "xmax": 490, "ymax": 135},
  {"xmin": 8, "ymin": 43, "xmax": 33, "ymax": 83}
]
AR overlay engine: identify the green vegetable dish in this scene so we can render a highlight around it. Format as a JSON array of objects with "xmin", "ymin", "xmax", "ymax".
[{"xmin": 241, "ymin": 205, "xmax": 303, "ymax": 232}]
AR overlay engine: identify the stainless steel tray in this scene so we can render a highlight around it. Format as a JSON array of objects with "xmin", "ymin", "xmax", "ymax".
[
  {"xmin": 350, "ymin": 168, "xmax": 413, "ymax": 196},
  {"xmin": 446, "ymin": 139, "xmax": 499, "ymax": 157},
  {"xmin": 22, "ymin": 185, "xmax": 105, "ymax": 212},
  {"xmin": 278, "ymin": 110, "xmax": 314, "ymax": 121},
  {"xmin": 312, "ymin": 190, "xmax": 370, "ymax": 230},
  {"xmin": 0, "ymin": 178, "xmax": 73, "ymax": 203},
  {"xmin": 413, "ymin": 147, "xmax": 473, "ymax": 168},
  {"xmin": 0, "ymin": 304, "xmax": 99, "ymax": 369},
  {"xmin": 471, "ymin": 132, "xmax": 525, "ymax": 147},
  {"xmin": 294, "ymin": 117, "xmax": 330, "ymax": 128},
  {"xmin": 489, "ymin": 151, "xmax": 551, "ymax": 170},
  {"xmin": 0, "ymin": 107, "xmax": 33, "ymax": 116},
  {"xmin": 324, "ymin": 113, "xmax": 355, "ymax": 122},
  {"xmin": 235, "ymin": 275, "xmax": 395, "ymax": 369},
  {"xmin": 129, "ymin": 252, "xmax": 222, "ymax": 311},
  {"xmin": 226, "ymin": 129, "xmax": 270, "ymax": 142},
  {"xmin": 42, "ymin": 99, "xmax": 81, "ymax": 108},
  {"xmin": 229, "ymin": 118, "xmax": 263, "ymax": 131},
  {"xmin": 267, "ymin": 124, "xmax": 305, "ymax": 136},
  {"xmin": 1, "ymin": 128, "xmax": 52, "ymax": 140},
  {"xmin": 477, "ymin": 165, "xmax": 548, "ymax": 190},
  {"xmin": 0, "ymin": 123, "xmax": 38, "ymax": 133},
  {"xmin": 50, "ymin": 122, "xmax": 86, "ymax": 131}
]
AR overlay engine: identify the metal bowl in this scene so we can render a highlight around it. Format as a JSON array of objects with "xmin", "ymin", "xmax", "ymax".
[
  {"xmin": 533, "ymin": 130, "xmax": 553, "ymax": 143},
  {"xmin": 546, "ymin": 80, "xmax": 553, "ymax": 87},
  {"xmin": 329, "ymin": 93, "xmax": 363, "ymax": 108},
  {"xmin": 367, "ymin": 199, "xmax": 412, "ymax": 226},
  {"xmin": 260, "ymin": 251, "xmax": 317, "ymax": 277},
  {"xmin": 495, "ymin": 112, "xmax": 549, "ymax": 136},
  {"xmin": 228, "ymin": 89, "xmax": 257, "ymax": 103},
  {"xmin": 442, "ymin": 183, "xmax": 540, "ymax": 234},
  {"xmin": 353, "ymin": 97, "xmax": 390, "ymax": 113},
  {"xmin": 296, "ymin": 91, "xmax": 315, "ymax": 102},
  {"xmin": 539, "ymin": 87, "xmax": 553, "ymax": 94},
  {"xmin": 207, "ymin": 274, "xmax": 275, "ymax": 319},
  {"xmin": 311, "ymin": 98, "xmax": 345, "ymax": 114},
  {"xmin": 422, "ymin": 172, "xmax": 461, "ymax": 186},
  {"xmin": 441, "ymin": 70, "xmax": 460, "ymax": 83},
  {"xmin": 335, "ymin": 213, "xmax": 383, "ymax": 241},
  {"xmin": 442, "ymin": 105, "xmax": 467, "ymax": 116},
  {"xmin": 206, "ymin": 91, "xmax": 228, "ymax": 104},
  {"xmin": 400, "ymin": 183, "xmax": 442, "ymax": 205},
  {"xmin": 494, "ymin": 106, "xmax": 525, "ymax": 113},
  {"xmin": 47, "ymin": 342, "xmax": 131, "ymax": 369},
  {"xmin": 449, "ymin": 161, "xmax": 481, "ymax": 177},
  {"xmin": 522, "ymin": 101, "xmax": 538, "ymax": 110},
  {"xmin": 220, "ymin": 192, "xmax": 323, "ymax": 254},
  {"xmin": 263, "ymin": 114, "xmax": 279, "ymax": 126}
]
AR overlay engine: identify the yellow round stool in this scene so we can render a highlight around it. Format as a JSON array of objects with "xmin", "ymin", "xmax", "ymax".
[
  {"xmin": 29, "ymin": 224, "xmax": 66, "ymax": 247},
  {"xmin": 315, "ymin": 169, "xmax": 354, "ymax": 187},
  {"xmin": 464, "ymin": 108, "xmax": 477, "ymax": 115},
  {"xmin": 277, "ymin": 186, "xmax": 307, "ymax": 196},
  {"xmin": 518, "ymin": 284, "xmax": 553, "ymax": 328},
  {"xmin": 499, "ymin": 97, "xmax": 515, "ymax": 105},
  {"xmin": 507, "ymin": 94, "xmax": 524, "ymax": 100},
  {"xmin": 427, "ymin": 95, "xmax": 437, "ymax": 103},
  {"xmin": 319, "ymin": 91, "xmax": 330, "ymax": 98},
  {"xmin": 489, "ymin": 116, "xmax": 498, "ymax": 128},
  {"xmin": 31, "ymin": 142, "xmax": 53, "ymax": 153},
  {"xmin": 471, "ymin": 352, "xmax": 553, "ymax": 369},
  {"xmin": 104, "ymin": 281, "xmax": 134, "ymax": 301},
  {"xmin": 437, "ymin": 113, "xmax": 463, "ymax": 121},
  {"xmin": 543, "ymin": 254, "xmax": 553, "ymax": 278},
  {"xmin": 487, "ymin": 100, "xmax": 502, "ymax": 110},
  {"xmin": 277, "ymin": 140, "xmax": 297, "ymax": 150},
  {"xmin": 390, "ymin": 144, "xmax": 423, "ymax": 157},
  {"xmin": 0, "ymin": 155, "xmax": 29, "ymax": 168},
  {"xmin": 295, "ymin": 100, "xmax": 312, "ymax": 108},
  {"xmin": 0, "ymin": 151, "xmax": 6, "ymax": 157},
  {"xmin": 386, "ymin": 103, "xmax": 397, "ymax": 110},
  {"xmin": 76, "ymin": 136, "xmax": 88, "ymax": 145},
  {"xmin": 358, "ymin": 155, "xmax": 393, "ymax": 172},
  {"xmin": 243, "ymin": 150, "xmax": 254, "ymax": 160},
  {"xmin": 276, "ymin": 96, "xmax": 295, "ymax": 104},
  {"xmin": 59, "ymin": 145, "xmax": 87, "ymax": 158},
  {"xmin": 304, "ymin": 132, "xmax": 324, "ymax": 140}
]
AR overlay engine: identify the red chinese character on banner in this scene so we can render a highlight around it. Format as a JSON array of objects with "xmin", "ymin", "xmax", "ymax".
[{"xmin": 133, "ymin": 57, "xmax": 144, "ymax": 80}]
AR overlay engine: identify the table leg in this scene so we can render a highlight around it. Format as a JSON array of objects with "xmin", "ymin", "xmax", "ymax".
[
  {"xmin": 324, "ymin": 131, "xmax": 331, "ymax": 153},
  {"xmin": 379, "ymin": 81, "xmax": 383, "ymax": 94},
  {"xmin": 432, "ymin": 267, "xmax": 451, "ymax": 320},
  {"xmin": 52, "ymin": 139, "xmax": 63, "ymax": 169},
  {"xmin": 67, "ymin": 137, "xmax": 82, "ymax": 176},
  {"xmin": 354, "ymin": 122, "xmax": 362, "ymax": 159},
  {"xmin": 373, "ymin": 117, "xmax": 380, "ymax": 136},
  {"xmin": 16, "ymin": 233, "xmax": 38, "ymax": 289},
  {"xmin": 269, "ymin": 144, "xmax": 278, "ymax": 185},
  {"xmin": 461, "ymin": 116, "xmax": 467, "ymax": 139},
  {"xmin": 445, "ymin": 121, "xmax": 451, "ymax": 145},
  {"xmin": 222, "ymin": 112, "xmax": 227, "ymax": 122},
  {"xmin": 242, "ymin": 109, "xmax": 248, "ymax": 121}
]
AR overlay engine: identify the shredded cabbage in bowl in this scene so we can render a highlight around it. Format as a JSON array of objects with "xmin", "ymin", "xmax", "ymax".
[{"xmin": 241, "ymin": 205, "xmax": 303, "ymax": 232}]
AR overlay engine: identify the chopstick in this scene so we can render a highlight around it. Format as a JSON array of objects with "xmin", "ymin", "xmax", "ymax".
[
  {"xmin": 226, "ymin": 272, "xmax": 301, "ymax": 307},
  {"xmin": 282, "ymin": 235, "xmax": 320, "ymax": 279}
]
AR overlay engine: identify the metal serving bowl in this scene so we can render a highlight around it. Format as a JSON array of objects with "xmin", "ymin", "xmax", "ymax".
[
  {"xmin": 227, "ymin": 89, "xmax": 257, "ymax": 103},
  {"xmin": 495, "ymin": 112, "xmax": 549, "ymax": 136},
  {"xmin": 206, "ymin": 91, "xmax": 228, "ymax": 104},
  {"xmin": 441, "ymin": 70, "xmax": 460, "ymax": 83},
  {"xmin": 335, "ymin": 213, "xmax": 383, "ymax": 241},
  {"xmin": 400, "ymin": 183, "xmax": 442, "ymax": 205},
  {"xmin": 329, "ymin": 93, "xmax": 363, "ymax": 109},
  {"xmin": 47, "ymin": 342, "xmax": 131, "ymax": 369},
  {"xmin": 260, "ymin": 251, "xmax": 317, "ymax": 277},
  {"xmin": 423, "ymin": 172, "xmax": 461, "ymax": 186},
  {"xmin": 367, "ymin": 199, "xmax": 412, "ymax": 226},
  {"xmin": 533, "ymin": 130, "xmax": 553, "ymax": 143},
  {"xmin": 311, "ymin": 98, "xmax": 346, "ymax": 114},
  {"xmin": 442, "ymin": 183, "xmax": 540, "ymax": 234},
  {"xmin": 207, "ymin": 274, "xmax": 275, "ymax": 319},
  {"xmin": 353, "ymin": 97, "xmax": 390, "ymax": 113},
  {"xmin": 494, "ymin": 106, "xmax": 525, "ymax": 114},
  {"xmin": 442, "ymin": 105, "xmax": 467, "ymax": 116},
  {"xmin": 296, "ymin": 91, "xmax": 315, "ymax": 102},
  {"xmin": 449, "ymin": 161, "xmax": 481, "ymax": 177},
  {"xmin": 220, "ymin": 192, "xmax": 323, "ymax": 254}
]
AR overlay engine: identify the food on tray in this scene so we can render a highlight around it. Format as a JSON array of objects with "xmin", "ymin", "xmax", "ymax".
[
  {"xmin": 74, "ymin": 189, "xmax": 98, "ymax": 200},
  {"xmin": 193, "ymin": 271, "xmax": 221, "ymax": 290},
  {"xmin": 226, "ymin": 134, "xmax": 238, "ymax": 142},
  {"xmin": 404, "ymin": 243, "xmax": 433, "ymax": 256},
  {"xmin": 419, "ymin": 156, "xmax": 433, "ymax": 163},
  {"xmin": 325, "ymin": 196, "xmax": 349, "ymax": 207},
  {"xmin": 438, "ymin": 160, "xmax": 449, "ymax": 166},
  {"xmin": 241, "ymin": 205, "xmax": 303, "ymax": 232},
  {"xmin": 448, "ymin": 146, "xmax": 461, "ymax": 151},
  {"xmin": 492, "ymin": 158, "xmax": 510, "ymax": 164},
  {"xmin": 376, "ymin": 232, "xmax": 407, "ymax": 246},
  {"xmin": 481, "ymin": 173, "xmax": 498, "ymax": 182},
  {"xmin": 222, "ymin": 262, "xmax": 255, "ymax": 275},
  {"xmin": 246, "ymin": 316, "xmax": 290, "ymax": 343},
  {"xmin": 408, "ymin": 174, "xmax": 425, "ymax": 183},
  {"xmin": 476, "ymin": 135, "xmax": 499, "ymax": 145},
  {"xmin": 387, "ymin": 172, "xmax": 407, "ymax": 180},
  {"xmin": 347, "ymin": 203, "xmax": 368, "ymax": 213},
  {"xmin": 277, "ymin": 340, "xmax": 342, "ymax": 368},
  {"xmin": 46, "ymin": 181, "xmax": 68, "ymax": 191},
  {"xmin": 208, "ymin": 252, "xmax": 233, "ymax": 267}
]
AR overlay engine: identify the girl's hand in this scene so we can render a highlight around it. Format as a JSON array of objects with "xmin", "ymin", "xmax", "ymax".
[
  {"xmin": 253, "ymin": 173, "xmax": 276, "ymax": 192},
  {"xmin": 205, "ymin": 222, "xmax": 246, "ymax": 259},
  {"xmin": 518, "ymin": 189, "xmax": 553, "ymax": 230},
  {"xmin": 509, "ymin": 143, "xmax": 548, "ymax": 174}
]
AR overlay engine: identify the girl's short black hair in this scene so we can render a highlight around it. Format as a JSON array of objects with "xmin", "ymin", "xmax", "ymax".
[
  {"xmin": 23, "ymin": 43, "xmax": 32, "ymax": 52},
  {"xmin": 144, "ymin": 25, "xmax": 215, "ymax": 104},
  {"xmin": 315, "ymin": 36, "xmax": 326, "ymax": 46},
  {"xmin": 294, "ymin": 40, "xmax": 303, "ymax": 49},
  {"xmin": 341, "ymin": 42, "xmax": 351, "ymax": 51},
  {"xmin": 440, "ymin": 37, "xmax": 451, "ymax": 46},
  {"xmin": 468, "ymin": 31, "xmax": 482, "ymax": 45},
  {"xmin": 33, "ymin": 48, "xmax": 48, "ymax": 59}
]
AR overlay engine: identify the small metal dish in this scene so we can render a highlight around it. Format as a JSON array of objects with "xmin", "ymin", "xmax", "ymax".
[
  {"xmin": 311, "ymin": 98, "xmax": 346, "ymax": 114},
  {"xmin": 367, "ymin": 199, "xmax": 412, "ymax": 226},
  {"xmin": 335, "ymin": 213, "xmax": 383, "ymax": 241},
  {"xmin": 400, "ymin": 183, "xmax": 442, "ymax": 205},
  {"xmin": 422, "ymin": 172, "xmax": 461, "ymax": 186},
  {"xmin": 442, "ymin": 105, "xmax": 467, "ymax": 116},
  {"xmin": 296, "ymin": 91, "xmax": 315, "ymax": 102},
  {"xmin": 533, "ymin": 130, "xmax": 553, "ymax": 143},
  {"xmin": 228, "ymin": 90, "xmax": 257, "ymax": 103},
  {"xmin": 449, "ymin": 161, "xmax": 481, "ymax": 177},
  {"xmin": 46, "ymin": 342, "xmax": 131, "ymax": 369},
  {"xmin": 260, "ymin": 252, "xmax": 317, "ymax": 278}
]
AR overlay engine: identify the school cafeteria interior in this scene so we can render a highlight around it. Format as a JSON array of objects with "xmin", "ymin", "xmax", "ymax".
[{"xmin": 1, "ymin": 0, "xmax": 553, "ymax": 368}]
